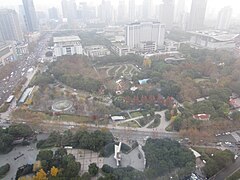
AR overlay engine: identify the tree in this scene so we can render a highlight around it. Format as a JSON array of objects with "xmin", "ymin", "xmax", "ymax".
[
  {"xmin": 8, "ymin": 124, "xmax": 33, "ymax": 138},
  {"xmin": 34, "ymin": 169, "xmax": 47, "ymax": 180},
  {"xmin": 36, "ymin": 150, "xmax": 53, "ymax": 161},
  {"xmin": 50, "ymin": 166, "xmax": 59, "ymax": 177},
  {"xmin": 45, "ymin": 51, "xmax": 53, "ymax": 57},
  {"xmin": 230, "ymin": 111, "xmax": 240, "ymax": 121},
  {"xmin": 0, "ymin": 163, "xmax": 10, "ymax": 178},
  {"xmin": 88, "ymin": 163, "xmax": 99, "ymax": 176}
]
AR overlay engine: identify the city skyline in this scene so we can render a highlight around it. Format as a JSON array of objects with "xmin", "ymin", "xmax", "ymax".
[{"xmin": 0, "ymin": 0, "xmax": 240, "ymax": 18}]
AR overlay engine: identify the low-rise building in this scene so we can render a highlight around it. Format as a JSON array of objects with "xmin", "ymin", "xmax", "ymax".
[
  {"xmin": 53, "ymin": 36, "xmax": 83, "ymax": 57},
  {"xmin": 189, "ymin": 30, "xmax": 239, "ymax": 50},
  {"xmin": 0, "ymin": 42, "xmax": 16, "ymax": 66},
  {"xmin": 16, "ymin": 43, "xmax": 29, "ymax": 55},
  {"xmin": 139, "ymin": 41, "xmax": 157, "ymax": 52},
  {"xmin": 84, "ymin": 45, "xmax": 110, "ymax": 57},
  {"xmin": 112, "ymin": 43, "xmax": 135, "ymax": 56}
]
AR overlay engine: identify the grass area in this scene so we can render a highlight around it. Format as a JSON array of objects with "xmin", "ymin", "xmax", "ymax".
[
  {"xmin": 11, "ymin": 109, "xmax": 96, "ymax": 124},
  {"xmin": 0, "ymin": 103, "xmax": 10, "ymax": 113},
  {"xmin": 118, "ymin": 121, "xmax": 140, "ymax": 128},
  {"xmin": 191, "ymin": 147, "xmax": 220, "ymax": 162},
  {"xmin": 147, "ymin": 118, "xmax": 161, "ymax": 128},
  {"xmin": 226, "ymin": 169, "xmax": 240, "ymax": 180},
  {"xmin": 12, "ymin": 108, "xmax": 49, "ymax": 121},
  {"xmin": 58, "ymin": 114, "xmax": 92, "ymax": 124},
  {"xmin": 136, "ymin": 117, "xmax": 153, "ymax": 127},
  {"xmin": 108, "ymin": 66, "xmax": 119, "ymax": 76},
  {"xmin": 130, "ymin": 111, "xmax": 142, "ymax": 118},
  {"xmin": 116, "ymin": 65, "xmax": 125, "ymax": 77},
  {"xmin": 165, "ymin": 122, "xmax": 173, "ymax": 131},
  {"xmin": 124, "ymin": 65, "xmax": 131, "ymax": 74}
]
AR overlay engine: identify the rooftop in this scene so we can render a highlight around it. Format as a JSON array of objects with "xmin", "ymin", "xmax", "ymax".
[
  {"xmin": 53, "ymin": 36, "xmax": 81, "ymax": 43},
  {"xmin": 189, "ymin": 30, "xmax": 239, "ymax": 42}
]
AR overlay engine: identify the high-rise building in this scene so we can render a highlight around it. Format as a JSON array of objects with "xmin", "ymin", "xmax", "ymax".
[
  {"xmin": 160, "ymin": 0, "xmax": 175, "ymax": 29},
  {"xmin": 129, "ymin": 0, "xmax": 135, "ymax": 22},
  {"xmin": 61, "ymin": 0, "xmax": 77, "ymax": 22},
  {"xmin": 188, "ymin": 0, "xmax": 207, "ymax": 30},
  {"xmin": 48, "ymin": 7, "xmax": 59, "ymax": 20},
  {"xmin": 142, "ymin": 0, "xmax": 154, "ymax": 20},
  {"xmin": 216, "ymin": 6, "xmax": 232, "ymax": 30},
  {"xmin": 98, "ymin": 0, "xmax": 113, "ymax": 24},
  {"xmin": 22, "ymin": 0, "xmax": 38, "ymax": 32},
  {"xmin": 0, "ymin": 9, "xmax": 24, "ymax": 42},
  {"xmin": 125, "ymin": 22, "xmax": 165, "ymax": 49},
  {"xmin": 175, "ymin": 0, "xmax": 185, "ymax": 23},
  {"xmin": 118, "ymin": 0, "xmax": 126, "ymax": 23},
  {"xmin": 61, "ymin": 0, "xmax": 68, "ymax": 18}
]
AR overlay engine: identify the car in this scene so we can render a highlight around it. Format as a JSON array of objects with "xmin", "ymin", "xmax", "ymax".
[{"xmin": 226, "ymin": 132, "xmax": 231, "ymax": 135}]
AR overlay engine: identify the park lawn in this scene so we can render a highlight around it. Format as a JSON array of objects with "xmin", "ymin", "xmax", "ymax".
[
  {"xmin": 226, "ymin": 169, "xmax": 240, "ymax": 180},
  {"xmin": 0, "ymin": 103, "xmax": 10, "ymax": 113},
  {"xmin": 124, "ymin": 64, "xmax": 132, "ymax": 74},
  {"xmin": 116, "ymin": 65, "xmax": 125, "ymax": 77},
  {"xmin": 147, "ymin": 118, "xmax": 161, "ymax": 128},
  {"xmin": 136, "ymin": 117, "xmax": 153, "ymax": 127},
  {"xmin": 130, "ymin": 111, "xmax": 142, "ymax": 118},
  {"xmin": 58, "ymin": 114, "xmax": 92, "ymax": 124},
  {"xmin": 118, "ymin": 121, "xmax": 140, "ymax": 128},
  {"xmin": 11, "ymin": 108, "xmax": 50, "ymax": 121},
  {"xmin": 108, "ymin": 66, "xmax": 120, "ymax": 77}
]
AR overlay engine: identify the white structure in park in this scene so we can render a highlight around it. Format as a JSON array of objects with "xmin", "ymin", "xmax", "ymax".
[
  {"xmin": 53, "ymin": 36, "xmax": 83, "ymax": 57},
  {"xmin": 114, "ymin": 142, "xmax": 122, "ymax": 167},
  {"xmin": 125, "ymin": 22, "xmax": 165, "ymax": 51},
  {"xmin": 189, "ymin": 30, "xmax": 239, "ymax": 50}
]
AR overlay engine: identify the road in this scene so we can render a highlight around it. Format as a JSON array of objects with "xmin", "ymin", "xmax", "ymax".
[{"xmin": 0, "ymin": 33, "xmax": 52, "ymax": 106}]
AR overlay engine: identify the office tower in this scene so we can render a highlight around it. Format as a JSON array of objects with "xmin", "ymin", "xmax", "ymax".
[
  {"xmin": 216, "ymin": 6, "xmax": 232, "ymax": 30},
  {"xmin": 175, "ymin": 0, "xmax": 185, "ymax": 23},
  {"xmin": 125, "ymin": 22, "xmax": 165, "ymax": 49},
  {"xmin": 78, "ymin": 3, "xmax": 96, "ymax": 20},
  {"xmin": 142, "ymin": 0, "xmax": 154, "ymax": 20},
  {"xmin": 188, "ymin": 0, "xmax": 207, "ymax": 30},
  {"xmin": 161, "ymin": 0, "xmax": 175, "ymax": 29},
  {"xmin": 61, "ymin": 0, "xmax": 68, "ymax": 18},
  {"xmin": 118, "ymin": 0, "xmax": 126, "ymax": 22},
  {"xmin": 22, "ymin": 0, "xmax": 38, "ymax": 32},
  {"xmin": 129, "ymin": 0, "xmax": 135, "ymax": 22},
  {"xmin": 48, "ymin": 7, "xmax": 59, "ymax": 20},
  {"xmin": 98, "ymin": 0, "xmax": 113, "ymax": 24},
  {"xmin": 61, "ymin": 0, "xmax": 77, "ymax": 22},
  {"xmin": 0, "ymin": 9, "xmax": 24, "ymax": 42}
]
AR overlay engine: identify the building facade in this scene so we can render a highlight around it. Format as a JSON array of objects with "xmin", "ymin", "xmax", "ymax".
[
  {"xmin": 0, "ymin": 9, "xmax": 24, "ymax": 42},
  {"xmin": 160, "ymin": 0, "xmax": 175, "ymax": 29},
  {"xmin": 188, "ymin": 0, "xmax": 207, "ymax": 30},
  {"xmin": 189, "ymin": 30, "xmax": 239, "ymax": 50},
  {"xmin": 84, "ymin": 45, "xmax": 110, "ymax": 57},
  {"xmin": 48, "ymin": 7, "xmax": 59, "ymax": 20},
  {"xmin": 112, "ymin": 43, "xmax": 135, "ymax": 56},
  {"xmin": 22, "ymin": 0, "xmax": 38, "ymax": 32},
  {"xmin": 125, "ymin": 22, "xmax": 165, "ymax": 50},
  {"xmin": 216, "ymin": 6, "xmax": 232, "ymax": 31},
  {"xmin": 0, "ymin": 42, "xmax": 16, "ymax": 66},
  {"xmin": 53, "ymin": 36, "xmax": 83, "ymax": 57}
]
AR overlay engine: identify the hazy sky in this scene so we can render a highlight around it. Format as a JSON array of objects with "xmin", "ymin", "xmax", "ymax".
[{"xmin": 0, "ymin": 0, "xmax": 239, "ymax": 18}]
